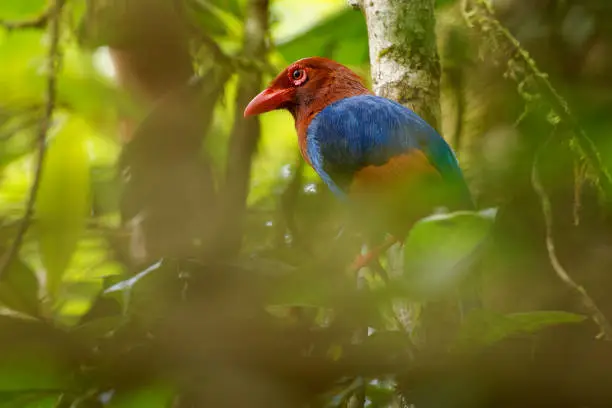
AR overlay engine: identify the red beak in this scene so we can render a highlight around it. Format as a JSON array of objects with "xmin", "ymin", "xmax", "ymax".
[{"xmin": 244, "ymin": 87, "xmax": 292, "ymax": 117}]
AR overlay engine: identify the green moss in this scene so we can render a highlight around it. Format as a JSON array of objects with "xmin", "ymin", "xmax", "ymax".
[{"xmin": 378, "ymin": 46, "xmax": 393, "ymax": 59}]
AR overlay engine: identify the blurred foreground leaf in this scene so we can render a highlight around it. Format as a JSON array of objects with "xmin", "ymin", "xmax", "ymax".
[
  {"xmin": 401, "ymin": 208, "xmax": 497, "ymax": 300},
  {"xmin": 0, "ymin": 257, "xmax": 39, "ymax": 316},
  {"xmin": 106, "ymin": 383, "xmax": 175, "ymax": 408},
  {"xmin": 36, "ymin": 117, "xmax": 91, "ymax": 297},
  {"xmin": 0, "ymin": 0, "xmax": 46, "ymax": 21},
  {"xmin": 0, "ymin": 392, "xmax": 60, "ymax": 408},
  {"xmin": 0, "ymin": 321, "xmax": 74, "ymax": 393},
  {"xmin": 277, "ymin": 9, "xmax": 368, "ymax": 66},
  {"xmin": 0, "ymin": 31, "xmax": 45, "ymax": 106},
  {"xmin": 456, "ymin": 310, "xmax": 586, "ymax": 348}
]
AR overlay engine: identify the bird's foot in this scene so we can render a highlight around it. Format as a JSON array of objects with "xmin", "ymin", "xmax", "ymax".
[{"xmin": 348, "ymin": 235, "xmax": 399, "ymax": 273}]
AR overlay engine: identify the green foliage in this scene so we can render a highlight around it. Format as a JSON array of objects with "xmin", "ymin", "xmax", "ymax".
[
  {"xmin": 456, "ymin": 310, "xmax": 586, "ymax": 348},
  {"xmin": 401, "ymin": 208, "xmax": 496, "ymax": 300},
  {"xmin": 36, "ymin": 117, "xmax": 91, "ymax": 297},
  {"xmin": 277, "ymin": 9, "xmax": 369, "ymax": 66},
  {"xmin": 0, "ymin": 30, "xmax": 46, "ymax": 106},
  {"xmin": 0, "ymin": 0, "xmax": 47, "ymax": 20},
  {"xmin": 0, "ymin": 345, "xmax": 71, "ymax": 392},
  {"xmin": 106, "ymin": 384, "xmax": 175, "ymax": 408},
  {"xmin": 0, "ymin": 258, "xmax": 39, "ymax": 316}
]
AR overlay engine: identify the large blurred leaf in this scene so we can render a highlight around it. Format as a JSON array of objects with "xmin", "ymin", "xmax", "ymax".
[
  {"xmin": 401, "ymin": 208, "xmax": 497, "ymax": 300},
  {"xmin": 0, "ymin": 257, "xmax": 39, "ymax": 316},
  {"xmin": 0, "ymin": 30, "xmax": 45, "ymax": 106},
  {"xmin": 275, "ymin": 0, "xmax": 457, "ymax": 65},
  {"xmin": 276, "ymin": 9, "xmax": 369, "ymax": 66},
  {"xmin": 0, "ymin": 392, "xmax": 60, "ymax": 408},
  {"xmin": 271, "ymin": 0, "xmax": 346, "ymax": 42},
  {"xmin": 36, "ymin": 116, "xmax": 91, "ymax": 297},
  {"xmin": 0, "ymin": 0, "xmax": 47, "ymax": 20},
  {"xmin": 0, "ymin": 356, "xmax": 70, "ymax": 402},
  {"xmin": 456, "ymin": 310, "xmax": 586, "ymax": 348},
  {"xmin": 188, "ymin": 0, "xmax": 243, "ymax": 39},
  {"xmin": 106, "ymin": 383, "xmax": 175, "ymax": 408},
  {"xmin": 0, "ymin": 318, "xmax": 74, "ymax": 393}
]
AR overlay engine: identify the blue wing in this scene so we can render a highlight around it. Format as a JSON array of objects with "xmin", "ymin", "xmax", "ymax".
[{"xmin": 306, "ymin": 95, "xmax": 473, "ymax": 208}]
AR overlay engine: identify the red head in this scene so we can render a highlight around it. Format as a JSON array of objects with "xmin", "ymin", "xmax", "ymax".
[{"xmin": 243, "ymin": 57, "xmax": 370, "ymax": 120}]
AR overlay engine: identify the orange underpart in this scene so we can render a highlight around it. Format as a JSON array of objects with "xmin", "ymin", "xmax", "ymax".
[{"xmin": 350, "ymin": 149, "xmax": 440, "ymax": 194}]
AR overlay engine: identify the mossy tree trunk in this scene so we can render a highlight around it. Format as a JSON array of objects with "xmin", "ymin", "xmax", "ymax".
[
  {"xmin": 349, "ymin": 0, "xmax": 455, "ymax": 352},
  {"xmin": 350, "ymin": 0, "xmax": 441, "ymax": 130}
]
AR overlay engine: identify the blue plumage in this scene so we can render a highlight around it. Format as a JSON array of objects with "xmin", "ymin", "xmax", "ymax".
[{"xmin": 306, "ymin": 95, "xmax": 472, "ymax": 208}]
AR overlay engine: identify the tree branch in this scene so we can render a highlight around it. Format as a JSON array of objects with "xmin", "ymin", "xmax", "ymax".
[
  {"xmin": 0, "ymin": 0, "xmax": 62, "ymax": 280},
  {"xmin": 0, "ymin": 9, "xmax": 50, "ymax": 31},
  {"xmin": 531, "ymin": 140, "xmax": 612, "ymax": 340},
  {"xmin": 219, "ymin": 0, "xmax": 270, "ymax": 255}
]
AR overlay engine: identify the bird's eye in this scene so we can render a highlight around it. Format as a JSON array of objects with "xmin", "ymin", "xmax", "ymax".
[{"xmin": 291, "ymin": 68, "xmax": 306, "ymax": 82}]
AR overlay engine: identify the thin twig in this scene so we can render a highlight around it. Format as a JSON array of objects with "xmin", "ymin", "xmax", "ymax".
[
  {"xmin": 531, "ymin": 143, "xmax": 612, "ymax": 340},
  {"xmin": 0, "ymin": 0, "xmax": 62, "ymax": 280},
  {"xmin": 573, "ymin": 160, "xmax": 586, "ymax": 227}
]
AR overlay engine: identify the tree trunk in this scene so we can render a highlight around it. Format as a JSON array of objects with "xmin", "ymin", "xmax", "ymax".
[
  {"xmin": 349, "ymin": 0, "xmax": 454, "ymax": 353},
  {"xmin": 351, "ymin": 0, "xmax": 441, "ymax": 130}
]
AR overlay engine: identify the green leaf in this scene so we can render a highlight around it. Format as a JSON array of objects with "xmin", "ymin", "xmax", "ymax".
[
  {"xmin": 276, "ymin": 9, "xmax": 369, "ymax": 66},
  {"xmin": 0, "ymin": 0, "xmax": 47, "ymax": 20},
  {"xmin": 0, "ymin": 342, "xmax": 73, "ymax": 392},
  {"xmin": 365, "ymin": 381, "xmax": 396, "ymax": 408},
  {"xmin": 106, "ymin": 383, "xmax": 175, "ymax": 408},
  {"xmin": 0, "ymin": 31, "xmax": 45, "ymax": 106},
  {"xmin": 401, "ymin": 208, "xmax": 497, "ymax": 301},
  {"xmin": 187, "ymin": 0, "xmax": 242, "ymax": 38},
  {"xmin": 0, "ymin": 257, "xmax": 40, "ymax": 316},
  {"xmin": 436, "ymin": 0, "xmax": 458, "ymax": 8},
  {"xmin": 0, "ymin": 392, "xmax": 61, "ymax": 408},
  {"xmin": 456, "ymin": 309, "xmax": 586, "ymax": 348},
  {"xmin": 36, "ymin": 116, "xmax": 91, "ymax": 297}
]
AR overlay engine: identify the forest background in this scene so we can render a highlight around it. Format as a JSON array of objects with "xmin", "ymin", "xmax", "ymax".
[{"xmin": 0, "ymin": 0, "xmax": 611, "ymax": 407}]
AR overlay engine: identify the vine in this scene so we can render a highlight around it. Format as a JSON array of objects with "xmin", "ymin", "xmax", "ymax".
[{"xmin": 462, "ymin": 0, "xmax": 612, "ymax": 201}]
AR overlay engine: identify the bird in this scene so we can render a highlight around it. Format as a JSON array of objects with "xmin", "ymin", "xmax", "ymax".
[{"xmin": 243, "ymin": 57, "xmax": 475, "ymax": 272}]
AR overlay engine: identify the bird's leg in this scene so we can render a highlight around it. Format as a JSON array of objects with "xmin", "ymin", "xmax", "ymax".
[{"xmin": 348, "ymin": 235, "xmax": 399, "ymax": 273}]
